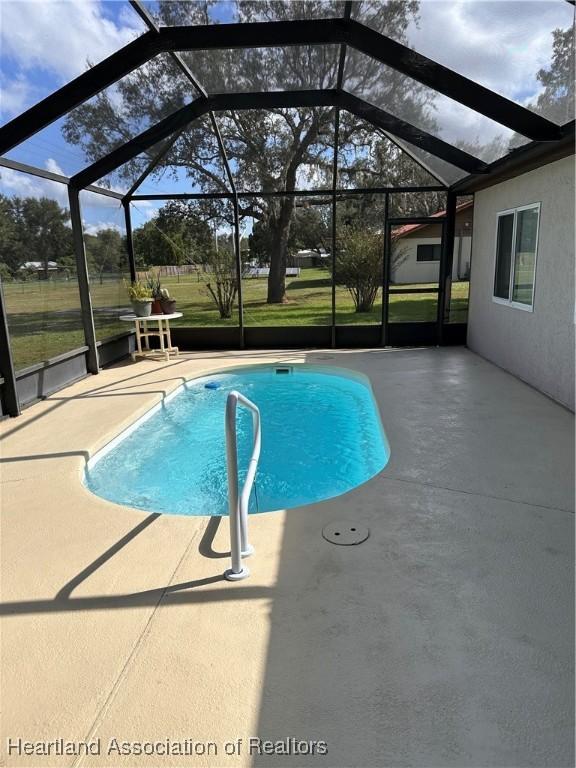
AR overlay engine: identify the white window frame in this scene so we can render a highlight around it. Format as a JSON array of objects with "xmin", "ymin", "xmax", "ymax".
[{"xmin": 492, "ymin": 202, "xmax": 540, "ymax": 312}]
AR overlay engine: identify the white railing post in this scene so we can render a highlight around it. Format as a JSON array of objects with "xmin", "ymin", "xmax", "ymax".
[{"xmin": 224, "ymin": 390, "xmax": 261, "ymax": 581}]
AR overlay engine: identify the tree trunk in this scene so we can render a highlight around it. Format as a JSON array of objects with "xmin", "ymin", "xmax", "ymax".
[{"xmin": 266, "ymin": 197, "xmax": 295, "ymax": 304}]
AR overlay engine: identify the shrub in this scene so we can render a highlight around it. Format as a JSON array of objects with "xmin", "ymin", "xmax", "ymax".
[
  {"xmin": 205, "ymin": 247, "xmax": 238, "ymax": 319},
  {"xmin": 334, "ymin": 227, "xmax": 382, "ymax": 313},
  {"xmin": 0, "ymin": 262, "xmax": 13, "ymax": 281}
]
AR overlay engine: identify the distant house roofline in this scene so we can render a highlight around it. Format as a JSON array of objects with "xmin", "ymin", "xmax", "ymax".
[{"xmin": 392, "ymin": 200, "xmax": 473, "ymax": 240}]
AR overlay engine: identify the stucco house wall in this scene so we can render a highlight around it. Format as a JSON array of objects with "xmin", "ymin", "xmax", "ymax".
[
  {"xmin": 467, "ymin": 155, "xmax": 575, "ymax": 410},
  {"xmin": 392, "ymin": 235, "xmax": 471, "ymax": 284}
]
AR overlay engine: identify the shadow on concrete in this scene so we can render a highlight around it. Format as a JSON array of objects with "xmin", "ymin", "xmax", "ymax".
[
  {"xmin": 2, "ymin": 357, "xmax": 191, "ymax": 440},
  {"xmin": 0, "ymin": 450, "xmax": 90, "ymax": 464},
  {"xmin": 1, "ymin": 512, "xmax": 271, "ymax": 617},
  {"xmin": 0, "ymin": 490, "xmax": 274, "ymax": 617},
  {"xmin": 250, "ymin": 347, "xmax": 575, "ymax": 768},
  {"xmin": 198, "ymin": 516, "xmax": 230, "ymax": 559},
  {"xmin": 56, "ymin": 513, "xmax": 161, "ymax": 600},
  {"xmin": 0, "ymin": 581, "xmax": 273, "ymax": 616},
  {"xmin": 251, "ymin": 503, "xmax": 384, "ymax": 768}
]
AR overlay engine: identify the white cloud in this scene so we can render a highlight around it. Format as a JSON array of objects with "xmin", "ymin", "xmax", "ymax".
[
  {"xmin": 397, "ymin": 0, "xmax": 574, "ymax": 151},
  {"xmin": 45, "ymin": 157, "xmax": 65, "ymax": 175},
  {"xmin": 1, "ymin": 0, "xmax": 144, "ymax": 83},
  {"xmin": 129, "ymin": 200, "xmax": 163, "ymax": 220},
  {"xmin": 0, "ymin": 72, "xmax": 36, "ymax": 121},
  {"xmin": 346, "ymin": 0, "xmax": 573, "ymax": 154},
  {"xmin": 0, "ymin": 161, "xmax": 125, "ymax": 210},
  {"xmin": 0, "ymin": 163, "xmax": 70, "ymax": 205},
  {"xmin": 80, "ymin": 188, "xmax": 124, "ymax": 209},
  {"xmin": 0, "ymin": 0, "xmax": 146, "ymax": 120},
  {"xmin": 409, "ymin": 0, "xmax": 573, "ymax": 107},
  {"xmin": 427, "ymin": 93, "xmax": 516, "ymax": 154},
  {"xmin": 82, "ymin": 220, "xmax": 121, "ymax": 235}
]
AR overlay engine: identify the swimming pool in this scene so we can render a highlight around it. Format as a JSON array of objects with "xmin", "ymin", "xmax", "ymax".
[{"xmin": 85, "ymin": 364, "xmax": 390, "ymax": 516}]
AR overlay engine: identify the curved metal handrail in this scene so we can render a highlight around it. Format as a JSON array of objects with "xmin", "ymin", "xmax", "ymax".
[{"xmin": 224, "ymin": 390, "xmax": 261, "ymax": 581}]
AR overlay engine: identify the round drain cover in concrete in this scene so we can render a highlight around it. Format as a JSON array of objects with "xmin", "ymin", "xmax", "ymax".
[{"xmin": 322, "ymin": 521, "xmax": 370, "ymax": 546}]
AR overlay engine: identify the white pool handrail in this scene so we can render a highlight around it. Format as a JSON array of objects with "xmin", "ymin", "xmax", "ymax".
[{"xmin": 224, "ymin": 390, "xmax": 261, "ymax": 581}]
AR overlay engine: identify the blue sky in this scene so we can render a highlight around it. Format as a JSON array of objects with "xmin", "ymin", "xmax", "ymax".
[{"xmin": 0, "ymin": 0, "xmax": 573, "ymax": 231}]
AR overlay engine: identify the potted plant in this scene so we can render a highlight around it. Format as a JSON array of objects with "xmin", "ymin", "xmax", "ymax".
[
  {"xmin": 126, "ymin": 279, "xmax": 153, "ymax": 317},
  {"xmin": 159, "ymin": 287, "xmax": 177, "ymax": 315},
  {"xmin": 146, "ymin": 270, "xmax": 163, "ymax": 314}
]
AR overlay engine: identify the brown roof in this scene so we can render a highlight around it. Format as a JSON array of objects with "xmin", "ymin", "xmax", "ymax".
[{"xmin": 392, "ymin": 200, "xmax": 473, "ymax": 240}]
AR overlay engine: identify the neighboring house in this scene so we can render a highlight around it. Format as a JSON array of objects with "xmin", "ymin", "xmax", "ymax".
[
  {"xmin": 463, "ymin": 147, "xmax": 574, "ymax": 410},
  {"xmin": 391, "ymin": 201, "xmax": 474, "ymax": 284},
  {"xmin": 19, "ymin": 260, "xmax": 60, "ymax": 278},
  {"xmin": 290, "ymin": 248, "xmax": 329, "ymax": 268}
]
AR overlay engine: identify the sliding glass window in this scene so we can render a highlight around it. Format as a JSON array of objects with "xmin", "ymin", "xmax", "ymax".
[{"xmin": 493, "ymin": 204, "xmax": 540, "ymax": 310}]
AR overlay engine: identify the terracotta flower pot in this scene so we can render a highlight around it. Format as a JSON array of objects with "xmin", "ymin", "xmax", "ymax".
[
  {"xmin": 151, "ymin": 298, "xmax": 163, "ymax": 315},
  {"xmin": 161, "ymin": 298, "xmax": 177, "ymax": 314}
]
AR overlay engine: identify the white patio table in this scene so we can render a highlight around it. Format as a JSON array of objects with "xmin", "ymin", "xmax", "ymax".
[{"xmin": 119, "ymin": 312, "xmax": 182, "ymax": 361}]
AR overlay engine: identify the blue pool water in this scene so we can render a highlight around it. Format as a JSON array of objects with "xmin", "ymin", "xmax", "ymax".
[{"xmin": 85, "ymin": 365, "xmax": 390, "ymax": 516}]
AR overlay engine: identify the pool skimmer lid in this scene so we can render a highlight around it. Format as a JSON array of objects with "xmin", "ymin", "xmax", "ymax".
[{"xmin": 322, "ymin": 521, "xmax": 370, "ymax": 546}]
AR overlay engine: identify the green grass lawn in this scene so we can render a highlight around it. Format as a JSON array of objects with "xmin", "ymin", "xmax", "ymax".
[{"xmin": 4, "ymin": 269, "xmax": 469, "ymax": 370}]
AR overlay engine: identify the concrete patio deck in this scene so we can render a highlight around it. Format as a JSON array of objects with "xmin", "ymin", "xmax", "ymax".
[{"xmin": 1, "ymin": 347, "xmax": 573, "ymax": 768}]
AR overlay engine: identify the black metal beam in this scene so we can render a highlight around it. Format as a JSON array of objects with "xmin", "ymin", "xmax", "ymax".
[
  {"xmin": 331, "ymin": 108, "xmax": 340, "ymax": 348},
  {"xmin": 0, "ymin": 157, "xmax": 124, "ymax": 199},
  {"xmin": 71, "ymin": 98, "xmax": 212, "ymax": 189},
  {"xmin": 157, "ymin": 18, "xmax": 347, "ymax": 51},
  {"xmin": 128, "ymin": 0, "xmax": 157, "ymax": 28},
  {"xmin": 72, "ymin": 91, "xmax": 332, "ymax": 188},
  {"xmin": 209, "ymin": 111, "xmax": 238, "ymax": 193},
  {"xmin": 381, "ymin": 196, "xmax": 391, "ymax": 345},
  {"xmin": 336, "ymin": 1, "xmax": 353, "ymax": 90},
  {"xmin": 437, "ymin": 190, "xmax": 457, "ymax": 344},
  {"xmin": 0, "ymin": 32, "xmax": 158, "ymax": 155},
  {"xmin": 376, "ymin": 129, "xmax": 449, "ymax": 186},
  {"xmin": 132, "ymin": 192, "xmax": 232, "ymax": 201},
  {"xmin": 126, "ymin": 0, "xmax": 236, "ymax": 198},
  {"xmin": 130, "ymin": 185, "xmax": 446, "ymax": 201},
  {"xmin": 0, "ymin": 16, "xmax": 563, "ymax": 158},
  {"xmin": 389, "ymin": 286, "xmax": 439, "ymax": 295},
  {"xmin": 157, "ymin": 20, "xmax": 562, "ymax": 140},
  {"xmin": 123, "ymin": 201, "xmax": 136, "ymax": 281},
  {"xmin": 0, "ymin": 280, "xmax": 20, "ymax": 416},
  {"xmin": 232, "ymin": 194, "xmax": 244, "ymax": 348},
  {"xmin": 0, "ymin": 20, "xmax": 344, "ymax": 156},
  {"xmin": 131, "ymin": 0, "xmax": 242, "ymax": 324},
  {"xmin": 345, "ymin": 20, "xmax": 561, "ymax": 142},
  {"xmin": 72, "ymin": 90, "xmax": 483, "ymax": 190},
  {"xmin": 75, "ymin": 90, "xmax": 341, "ymax": 189},
  {"xmin": 68, "ymin": 188, "xmax": 99, "ymax": 374},
  {"xmin": 124, "ymin": 4, "xmax": 200, "ymax": 200},
  {"xmin": 331, "ymin": 0, "xmax": 350, "ymax": 356},
  {"xmin": 339, "ymin": 93, "xmax": 487, "ymax": 173},
  {"xmin": 121, "ymin": 132, "xmax": 184, "ymax": 201}
]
